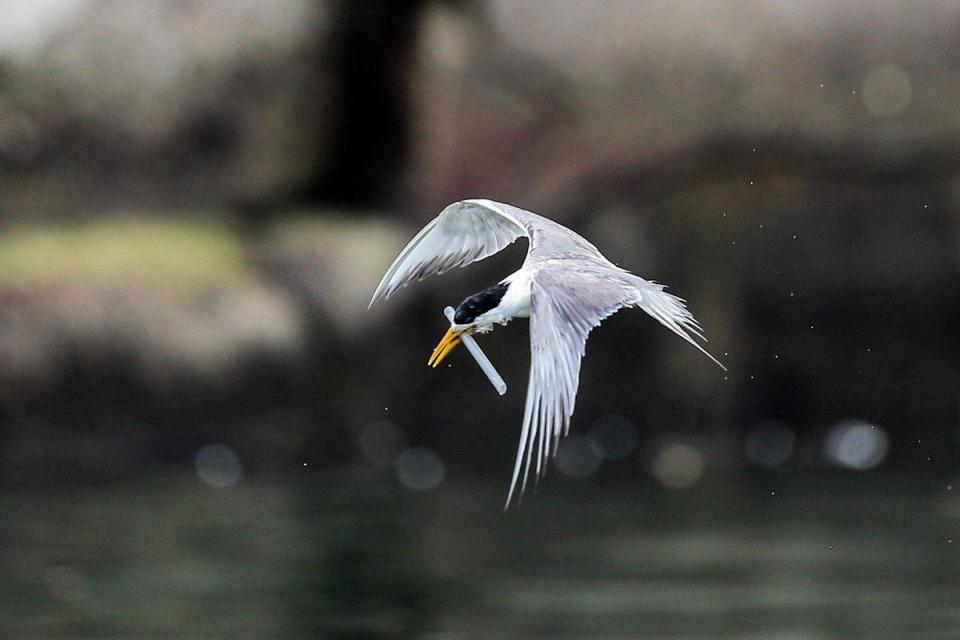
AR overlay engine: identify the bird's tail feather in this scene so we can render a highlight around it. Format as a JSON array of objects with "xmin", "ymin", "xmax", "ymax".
[{"xmin": 629, "ymin": 276, "xmax": 726, "ymax": 371}]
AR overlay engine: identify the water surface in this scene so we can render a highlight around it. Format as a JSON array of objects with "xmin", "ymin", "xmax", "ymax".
[{"xmin": 1, "ymin": 469, "xmax": 957, "ymax": 638}]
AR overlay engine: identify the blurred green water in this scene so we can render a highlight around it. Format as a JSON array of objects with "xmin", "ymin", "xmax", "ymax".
[{"xmin": 1, "ymin": 468, "xmax": 958, "ymax": 639}]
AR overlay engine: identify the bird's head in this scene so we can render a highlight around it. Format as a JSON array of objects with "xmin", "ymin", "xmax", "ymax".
[{"xmin": 427, "ymin": 282, "xmax": 508, "ymax": 367}]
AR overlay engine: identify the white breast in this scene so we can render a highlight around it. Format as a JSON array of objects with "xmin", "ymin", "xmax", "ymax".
[{"xmin": 498, "ymin": 268, "xmax": 532, "ymax": 319}]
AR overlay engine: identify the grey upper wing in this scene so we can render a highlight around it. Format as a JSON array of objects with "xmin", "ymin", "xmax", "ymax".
[
  {"xmin": 368, "ymin": 201, "xmax": 528, "ymax": 307},
  {"xmin": 369, "ymin": 199, "xmax": 606, "ymax": 307},
  {"xmin": 506, "ymin": 265, "xmax": 640, "ymax": 508},
  {"xmin": 465, "ymin": 199, "xmax": 607, "ymax": 263}
]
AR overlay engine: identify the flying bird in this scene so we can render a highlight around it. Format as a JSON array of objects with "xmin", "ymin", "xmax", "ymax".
[{"xmin": 369, "ymin": 199, "xmax": 724, "ymax": 506}]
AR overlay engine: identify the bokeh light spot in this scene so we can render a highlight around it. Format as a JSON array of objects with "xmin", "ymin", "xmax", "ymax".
[
  {"xmin": 651, "ymin": 443, "xmax": 705, "ymax": 489},
  {"xmin": 194, "ymin": 443, "xmax": 242, "ymax": 488},
  {"xmin": 824, "ymin": 420, "xmax": 889, "ymax": 470},
  {"xmin": 555, "ymin": 434, "xmax": 603, "ymax": 478},
  {"xmin": 862, "ymin": 64, "xmax": 912, "ymax": 118},
  {"xmin": 744, "ymin": 421, "xmax": 796, "ymax": 468},
  {"xmin": 395, "ymin": 447, "xmax": 446, "ymax": 491}
]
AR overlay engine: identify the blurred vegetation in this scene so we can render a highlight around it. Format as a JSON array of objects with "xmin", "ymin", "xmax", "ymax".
[{"xmin": 0, "ymin": 219, "xmax": 243, "ymax": 288}]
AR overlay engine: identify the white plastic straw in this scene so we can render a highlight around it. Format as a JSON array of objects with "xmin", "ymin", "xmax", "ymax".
[{"xmin": 444, "ymin": 306, "xmax": 507, "ymax": 395}]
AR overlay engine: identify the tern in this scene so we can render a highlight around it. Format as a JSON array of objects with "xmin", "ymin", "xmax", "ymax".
[{"xmin": 369, "ymin": 199, "xmax": 724, "ymax": 506}]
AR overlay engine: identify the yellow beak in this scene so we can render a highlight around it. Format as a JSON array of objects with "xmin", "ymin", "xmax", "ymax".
[{"xmin": 428, "ymin": 326, "xmax": 467, "ymax": 367}]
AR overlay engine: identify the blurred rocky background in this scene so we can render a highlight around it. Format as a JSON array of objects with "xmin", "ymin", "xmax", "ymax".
[
  {"xmin": 0, "ymin": 0, "xmax": 958, "ymax": 489},
  {"xmin": 5, "ymin": 2, "xmax": 960, "ymax": 637}
]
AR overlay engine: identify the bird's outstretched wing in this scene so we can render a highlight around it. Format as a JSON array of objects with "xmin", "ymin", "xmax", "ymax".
[
  {"xmin": 369, "ymin": 201, "xmax": 526, "ymax": 307},
  {"xmin": 369, "ymin": 199, "xmax": 603, "ymax": 307},
  {"xmin": 506, "ymin": 266, "xmax": 640, "ymax": 507},
  {"xmin": 505, "ymin": 265, "xmax": 724, "ymax": 508}
]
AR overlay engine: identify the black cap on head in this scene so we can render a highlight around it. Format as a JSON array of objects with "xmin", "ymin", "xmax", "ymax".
[{"xmin": 454, "ymin": 282, "xmax": 509, "ymax": 324}]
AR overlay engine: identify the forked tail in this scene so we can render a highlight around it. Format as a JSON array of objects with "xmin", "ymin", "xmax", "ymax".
[{"xmin": 630, "ymin": 276, "xmax": 726, "ymax": 371}]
